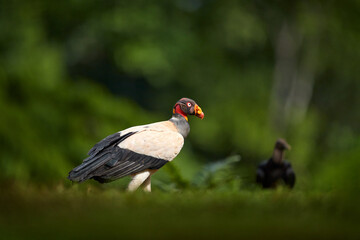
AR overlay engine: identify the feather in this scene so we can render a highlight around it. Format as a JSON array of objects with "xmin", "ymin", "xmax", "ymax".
[
  {"xmin": 89, "ymin": 149, "xmax": 168, "ymax": 182},
  {"xmin": 68, "ymin": 120, "xmax": 184, "ymax": 183},
  {"xmin": 87, "ymin": 132, "xmax": 135, "ymax": 157},
  {"xmin": 68, "ymin": 133, "xmax": 168, "ymax": 183}
]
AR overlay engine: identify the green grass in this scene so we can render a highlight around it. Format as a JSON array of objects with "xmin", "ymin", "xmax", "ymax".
[{"xmin": 0, "ymin": 183, "xmax": 359, "ymax": 240}]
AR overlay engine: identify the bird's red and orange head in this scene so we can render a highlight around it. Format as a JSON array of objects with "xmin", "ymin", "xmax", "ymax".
[{"xmin": 173, "ymin": 97, "xmax": 204, "ymax": 121}]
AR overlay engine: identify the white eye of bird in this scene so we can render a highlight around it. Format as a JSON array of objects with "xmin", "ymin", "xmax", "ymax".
[{"xmin": 187, "ymin": 102, "xmax": 192, "ymax": 107}]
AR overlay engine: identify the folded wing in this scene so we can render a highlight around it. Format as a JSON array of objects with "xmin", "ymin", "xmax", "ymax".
[{"xmin": 68, "ymin": 124, "xmax": 184, "ymax": 183}]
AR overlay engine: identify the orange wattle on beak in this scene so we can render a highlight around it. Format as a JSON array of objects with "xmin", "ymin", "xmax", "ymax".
[{"xmin": 195, "ymin": 105, "xmax": 204, "ymax": 119}]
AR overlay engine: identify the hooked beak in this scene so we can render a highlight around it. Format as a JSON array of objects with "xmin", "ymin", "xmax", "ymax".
[
  {"xmin": 285, "ymin": 144, "xmax": 291, "ymax": 150},
  {"xmin": 194, "ymin": 105, "xmax": 204, "ymax": 119}
]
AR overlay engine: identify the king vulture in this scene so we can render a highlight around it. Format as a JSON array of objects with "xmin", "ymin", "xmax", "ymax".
[
  {"xmin": 256, "ymin": 139, "xmax": 296, "ymax": 189},
  {"xmin": 68, "ymin": 98, "xmax": 204, "ymax": 192}
]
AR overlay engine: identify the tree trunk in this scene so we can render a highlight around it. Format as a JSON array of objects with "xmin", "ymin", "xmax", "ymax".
[{"xmin": 269, "ymin": 20, "xmax": 317, "ymax": 132}]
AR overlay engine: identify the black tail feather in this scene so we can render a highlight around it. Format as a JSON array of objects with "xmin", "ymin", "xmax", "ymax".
[{"xmin": 68, "ymin": 132, "xmax": 135, "ymax": 182}]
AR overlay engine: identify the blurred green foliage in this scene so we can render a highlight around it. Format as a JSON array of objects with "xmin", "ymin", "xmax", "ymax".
[{"xmin": 0, "ymin": 0, "xmax": 359, "ymax": 195}]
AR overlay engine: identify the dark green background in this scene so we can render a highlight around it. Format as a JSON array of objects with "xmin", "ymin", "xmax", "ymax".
[{"xmin": 0, "ymin": 0, "xmax": 359, "ymax": 239}]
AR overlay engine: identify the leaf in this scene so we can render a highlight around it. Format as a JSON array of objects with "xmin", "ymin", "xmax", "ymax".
[{"xmin": 192, "ymin": 155, "xmax": 241, "ymax": 189}]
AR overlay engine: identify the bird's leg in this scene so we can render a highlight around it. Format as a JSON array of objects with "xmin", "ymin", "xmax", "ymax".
[
  {"xmin": 141, "ymin": 176, "xmax": 152, "ymax": 192},
  {"xmin": 127, "ymin": 171, "xmax": 150, "ymax": 192},
  {"xmin": 141, "ymin": 169, "xmax": 157, "ymax": 192}
]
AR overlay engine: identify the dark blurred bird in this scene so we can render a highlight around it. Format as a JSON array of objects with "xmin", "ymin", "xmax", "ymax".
[
  {"xmin": 68, "ymin": 98, "xmax": 204, "ymax": 192},
  {"xmin": 256, "ymin": 139, "xmax": 295, "ymax": 189}
]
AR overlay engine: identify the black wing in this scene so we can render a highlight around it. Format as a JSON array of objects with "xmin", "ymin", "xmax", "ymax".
[
  {"xmin": 90, "ymin": 149, "xmax": 168, "ymax": 183},
  {"xmin": 283, "ymin": 161, "xmax": 296, "ymax": 188},
  {"xmin": 256, "ymin": 160, "xmax": 267, "ymax": 186},
  {"xmin": 68, "ymin": 132, "xmax": 168, "ymax": 183}
]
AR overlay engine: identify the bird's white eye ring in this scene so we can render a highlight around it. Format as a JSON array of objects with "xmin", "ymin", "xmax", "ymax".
[{"xmin": 187, "ymin": 102, "xmax": 192, "ymax": 107}]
